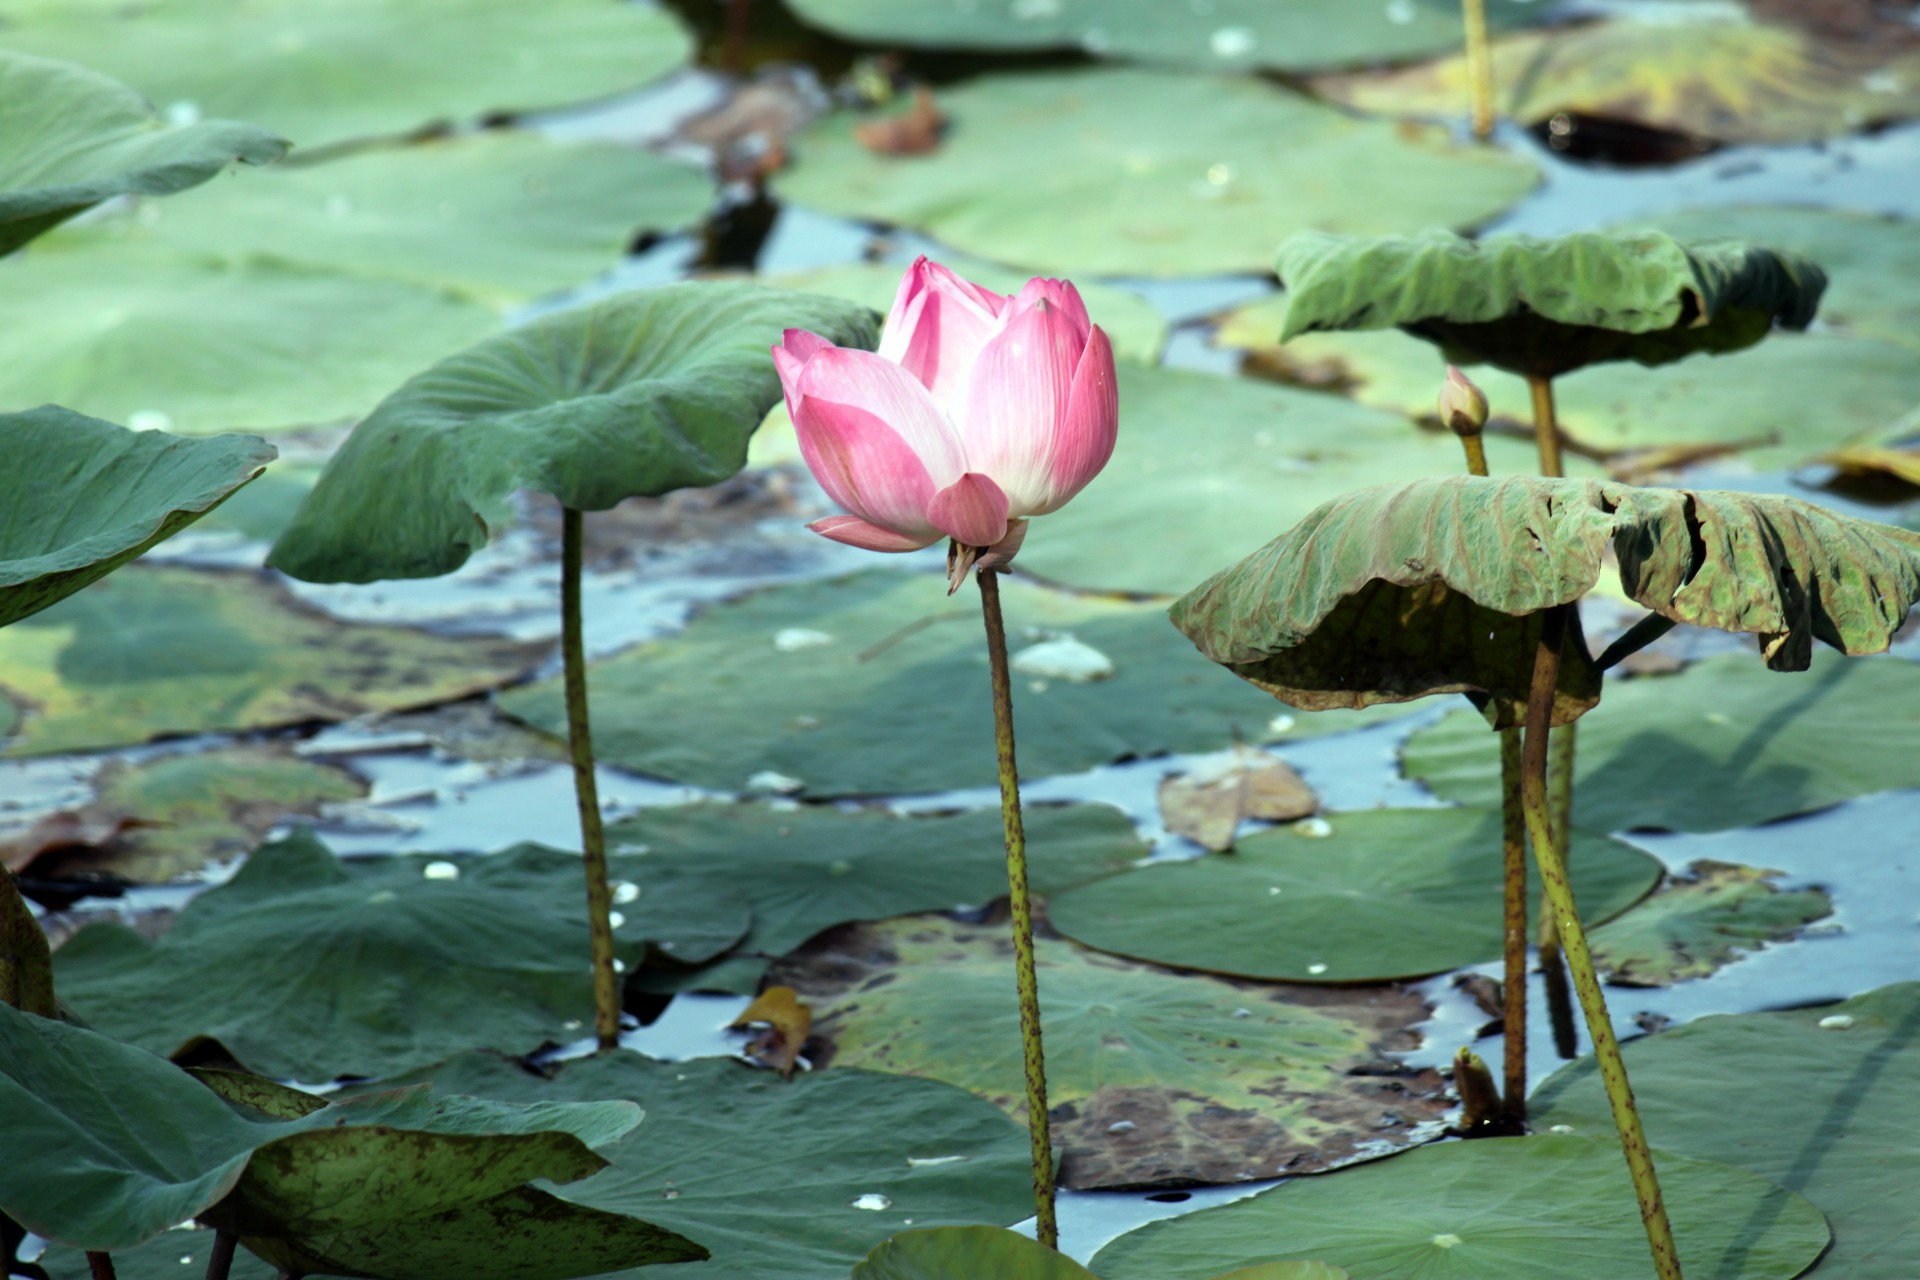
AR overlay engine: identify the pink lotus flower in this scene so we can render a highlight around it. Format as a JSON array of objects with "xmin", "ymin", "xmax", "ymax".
[{"xmin": 773, "ymin": 257, "xmax": 1119, "ymax": 589}]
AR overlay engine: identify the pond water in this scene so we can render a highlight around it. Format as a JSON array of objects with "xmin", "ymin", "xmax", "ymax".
[{"xmin": 10, "ymin": 2, "xmax": 1920, "ymax": 1271}]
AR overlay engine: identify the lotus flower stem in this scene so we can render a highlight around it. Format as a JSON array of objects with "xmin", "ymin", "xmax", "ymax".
[
  {"xmin": 1462, "ymin": 0, "xmax": 1495, "ymax": 140},
  {"xmin": 975, "ymin": 566, "xmax": 1058, "ymax": 1249},
  {"xmin": 206, "ymin": 1231, "xmax": 237, "ymax": 1280},
  {"xmin": 1, "ymin": 871, "xmax": 56, "ymax": 1018},
  {"xmin": 1523, "ymin": 606, "xmax": 1683, "ymax": 1280},
  {"xmin": 1525, "ymin": 374, "xmax": 1565, "ymax": 479},
  {"xmin": 560, "ymin": 506, "xmax": 623, "ymax": 1052},
  {"xmin": 1498, "ymin": 727, "xmax": 1528, "ymax": 1123},
  {"xmin": 1540, "ymin": 724, "xmax": 1580, "ymax": 1060},
  {"xmin": 87, "ymin": 1253, "xmax": 116, "ymax": 1280}
]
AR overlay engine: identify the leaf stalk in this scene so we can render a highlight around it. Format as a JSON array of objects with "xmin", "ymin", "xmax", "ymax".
[
  {"xmin": 1463, "ymin": 0, "xmax": 1495, "ymax": 140},
  {"xmin": 561, "ymin": 506, "xmax": 622, "ymax": 1052}
]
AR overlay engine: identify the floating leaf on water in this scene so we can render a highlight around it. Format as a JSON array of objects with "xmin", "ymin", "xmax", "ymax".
[
  {"xmin": 1049, "ymin": 807, "xmax": 1659, "ymax": 983},
  {"xmin": 1534, "ymin": 982, "xmax": 1920, "ymax": 1280},
  {"xmin": 769, "ymin": 913, "xmax": 1450, "ymax": 1190},
  {"xmin": 1089, "ymin": 1134, "xmax": 1828, "ymax": 1280},
  {"xmin": 1010, "ymin": 635, "xmax": 1115, "ymax": 683},
  {"xmin": 729, "ymin": 985, "xmax": 813, "ymax": 1078},
  {"xmin": 1156, "ymin": 747, "xmax": 1317, "ymax": 851},
  {"xmin": 1588, "ymin": 859, "xmax": 1833, "ymax": 986},
  {"xmin": 776, "ymin": 68, "xmax": 1536, "ymax": 278}
]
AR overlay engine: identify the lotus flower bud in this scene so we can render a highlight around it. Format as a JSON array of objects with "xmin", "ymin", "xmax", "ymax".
[
  {"xmin": 1439, "ymin": 364, "xmax": 1489, "ymax": 437},
  {"xmin": 772, "ymin": 257, "xmax": 1119, "ymax": 592}
]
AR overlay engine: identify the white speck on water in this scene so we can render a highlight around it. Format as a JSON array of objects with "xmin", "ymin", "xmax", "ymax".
[
  {"xmin": 794, "ymin": 714, "xmax": 821, "ymax": 729},
  {"xmin": 1865, "ymin": 70, "xmax": 1903, "ymax": 94},
  {"xmin": 422, "ymin": 860, "xmax": 460, "ymax": 880},
  {"xmin": 1431, "ymin": 1233, "xmax": 1463, "ymax": 1249},
  {"xmin": 128, "ymin": 410, "xmax": 174, "ymax": 432},
  {"xmin": 1549, "ymin": 1124, "xmax": 1575, "ymax": 1134},
  {"xmin": 1012, "ymin": 635, "xmax": 1115, "ymax": 682},
  {"xmin": 325, "ymin": 194, "xmax": 353, "ymax": 218},
  {"xmin": 1819, "ymin": 1014, "xmax": 1855, "ymax": 1030},
  {"xmin": 1206, "ymin": 162, "xmax": 1233, "ymax": 186},
  {"xmin": 1267, "ymin": 714, "xmax": 1296, "ymax": 735},
  {"xmin": 614, "ymin": 881, "xmax": 641, "ymax": 904},
  {"xmin": 616, "ymin": 841, "xmax": 652, "ymax": 855},
  {"xmin": 613, "ymin": 958, "xmax": 627, "ymax": 973},
  {"xmin": 1385, "ymin": 0, "xmax": 1416, "ymax": 23},
  {"xmin": 1297, "ymin": 817, "xmax": 1334, "ymax": 838},
  {"xmin": 1107, "ymin": 1120, "xmax": 1138, "ymax": 1133},
  {"xmin": 1210, "ymin": 25, "xmax": 1255, "ymax": 57},
  {"xmin": 1308, "ymin": 962, "xmax": 1329, "ymax": 975},
  {"xmin": 608, "ymin": 911, "xmax": 626, "ymax": 929},
  {"xmin": 1705, "ymin": 712, "xmax": 1733, "ymax": 726},
  {"xmin": 851, "ymin": 1193, "xmax": 894, "ymax": 1210},
  {"xmin": 180, "ymin": 1257, "xmax": 193, "ymax": 1266},
  {"xmin": 1028, "ymin": 680, "xmax": 1051, "ymax": 694},
  {"xmin": 1232, "ymin": 1007, "xmax": 1252, "ymax": 1018},
  {"xmin": 563, "ymin": 1019, "xmax": 583, "ymax": 1031},
  {"xmin": 367, "ymin": 889, "xmax": 397, "ymax": 904},
  {"xmin": 1267, "ymin": 886, "xmax": 1283, "ymax": 896},
  {"xmin": 165, "ymin": 101, "xmax": 201, "ymax": 126},
  {"xmin": 775, "ymin": 628, "xmax": 835, "ymax": 651},
  {"xmin": 828, "ymin": 858, "xmax": 855, "ymax": 877},
  {"xmin": 662, "ymin": 1186, "xmax": 680, "ymax": 1200},
  {"xmin": 906, "ymin": 1154, "xmax": 968, "ymax": 1167},
  {"xmin": 747, "ymin": 770, "xmax": 804, "ymax": 794}
]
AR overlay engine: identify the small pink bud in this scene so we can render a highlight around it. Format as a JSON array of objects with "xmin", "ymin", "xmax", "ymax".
[{"xmin": 1439, "ymin": 365, "xmax": 1489, "ymax": 437}]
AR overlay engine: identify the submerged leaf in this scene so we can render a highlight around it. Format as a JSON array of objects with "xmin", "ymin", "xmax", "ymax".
[
  {"xmin": 0, "ymin": 50, "xmax": 284, "ymax": 255},
  {"xmin": 269, "ymin": 282, "xmax": 878, "ymax": 583},
  {"xmin": 1171, "ymin": 475, "xmax": 1920, "ymax": 727},
  {"xmin": 771, "ymin": 914, "xmax": 1449, "ymax": 1189},
  {"xmin": 728, "ymin": 986, "xmax": 812, "ymax": 1078},
  {"xmin": 1275, "ymin": 229, "xmax": 1824, "ymax": 378},
  {"xmin": 1588, "ymin": 859, "xmax": 1833, "ymax": 986}
]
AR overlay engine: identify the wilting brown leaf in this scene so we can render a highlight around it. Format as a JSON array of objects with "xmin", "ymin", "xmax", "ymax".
[
  {"xmin": 730, "ymin": 985, "xmax": 813, "ymax": 1078},
  {"xmin": 2, "ymin": 811, "xmax": 159, "ymax": 875},
  {"xmin": 1158, "ymin": 747, "xmax": 1317, "ymax": 850},
  {"xmin": 1450, "ymin": 1047, "xmax": 1504, "ymax": 1136},
  {"xmin": 677, "ymin": 69, "xmax": 827, "ymax": 183},
  {"xmin": 854, "ymin": 87, "xmax": 947, "ymax": 157},
  {"xmin": 1824, "ymin": 441, "xmax": 1920, "ymax": 488}
]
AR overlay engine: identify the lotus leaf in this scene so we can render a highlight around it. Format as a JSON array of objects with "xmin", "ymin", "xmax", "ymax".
[
  {"xmin": 776, "ymin": 69, "xmax": 1538, "ymax": 278},
  {"xmin": 1171, "ymin": 475, "xmax": 1920, "ymax": 729},
  {"xmin": 268, "ymin": 282, "xmax": 879, "ymax": 583},
  {"xmin": 0, "ymin": 50, "xmax": 285, "ymax": 255},
  {"xmin": 0, "ymin": 407, "xmax": 273, "ymax": 628},
  {"xmin": 852, "ymin": 1227, "xmax": 1346, "ymax": 1280},
  {"xmin": 52, "ymin": 830, "xmax": 608, "ymax": 1079},
  {"xmin": 1403, "ymin": 650, "xmax": 1920, "ymax": 833},
  {"xmin": 0, "ymin": 241, "xmax": 498, "ymax": 434},
  {"xmin": 1047, "ymin": 807, "xmax": 1661, "ymax": 983},
  {"xmin": 1534, "ymin": 981, "xmax": 1920, "ymax": 1280},
  {"xmin": 0, "ymin": 0, "xmax": 695, "ymax": 151},
  {"xmin": 356, "ymin": 1051, "xmax": 1035, "ymax": 1280},
  {"xmin": 1317, "ymin": 15, "xmax": 1920, "ymax": 146},
  {"xmin": 500, "ymin": 569, "xmax": 1282, "ymax": 796},
  {"xmin": 0, "ymin": 563, "xmax": 545, "ymax": 756},
  {"xmin": 1275, "ymin": 229, "xmax": 1825, "ymax": 378},
  {"xmin": 73, "ymin": 131, "xmax": 713, "ymax": 305},
  {"xmin": 0, "ymin": 1002, "xmax": 699, "ymax": 1276},
  {"xmin": 1588, "ymin": 859, "xmax": 1833, "ymax": 986},
  {"xmin": 604, "ymin": 803, "xmax": 1143, "ymax": 994},
  {"xmin": 1089, "ymin": 1134, "xmax": 1829, "ymax": 1280},
  {"xmin": 769, "ymin": 914, "xmax": 1449, "ymax": 1190}
]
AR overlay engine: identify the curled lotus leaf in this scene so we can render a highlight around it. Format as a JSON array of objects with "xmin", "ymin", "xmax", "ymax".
[
  {"xmin": 0, "ymin": 50, "xmax": 285, "ymax": 255},
  {"xmin": 1170, "ymin": 474, "xmax": 1920, "ymax": 727},
  {"xmin": 1275, "ymin": 229, "xmax": 1825, "ymax": 378}
]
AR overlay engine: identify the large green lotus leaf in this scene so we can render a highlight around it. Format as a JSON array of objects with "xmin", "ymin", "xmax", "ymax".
[
  {"xmin": 0, "ymin": 407, "xmax": 273, "ymax": 628},
  {"xmin": 1171, "ymin": 475, "xmax": 1920, "ymax": 731},
  {"xmin": 1089, "ymin": 1134, "xmax": 1829, "ymax": 1280},
  {"xmin": 0, "ymin": 240, "xmax": 498, "ymax": 434},
  {"xmin": 0, "ymin": 563, "xmax": 544, "ymax": 757},
  {"xmin": 1403, "ymin": 651, "xmax": 1920, "ymax": 833},
  {"xmin": 776, "ymin": 69, "xmax": 1538, "ymax": 278},
  {"xmin": 783, "ymin": 0, "xmax": 1546, "ymax": 73},
  {"xmin": 1317, "ymin": 16, "xmax": 1920, "ymax": 146},
  {"xmin": 1641, "ymin": 206, "xmax": 1920, "ymax": 354},
  {"xmin": 1047, "ymin": 806, "xmax": 1660, "ymax": 983},
  {"xmin": 0, "ymin": 1002, "xmax": 689, "ymax": 1273},
  {"xmin": 500, "ymin": 569, "xmax": 1281, "ymax": 796},
  {"xmin": 51, "ymin": 829, "xmax": 605, "ymax": 1080},
  {"xmin": 1275, "ymin": 229, "xmax": 1825, "ymax": 378},
  {"xmin": 6, "ymin": 747, "xmax": 365, "ymax": 882},
  {"xmin": 604, "ymin": 804, "xmax": 1144, "ymax": 994},
  {"xmin": 1588, "ymin": 859, "xmax": 1833, "ymax": 987},
  {"xmin": 0, "ymin": 50, "xmax": 285, "ymax": 255},
  {"xmin": 770, "ymin": 914, "xmax": 1450, "ymax": 1190},
  {"xmin": 1534, "ymin": 982, "xmax": 1920, "ymax": 1280},
  {"xmin": 0, "ymin": 0, "xmax": 694, "ymax": 151},
  {"xmin": 1217, "ymin": 320, "xmax": 1920, "ymax": 470},
  {"xmin": 72, "ymin": 131, "xmax": 713, "ymax": 306},
  {"xmin": 267, "ymin": 282, "xmax": 879, "ymax": 583},
  {"xmin": 357, "ymin": 1051, "xmax": 1035, "ymax": 1280},
  {"xmin": 852, "ymin": 1227, "xmax": 1098, "ymax": 1280}
]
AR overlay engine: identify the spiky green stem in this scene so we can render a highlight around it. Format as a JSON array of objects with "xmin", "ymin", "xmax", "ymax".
[
  {"xmin": 1523, "ymin": 606, "xmax": 1682, "ymax": 1280},
  {"xmin": 1463, "ymin": 0, "xmax": 1495, "ymax": 140},
  {"xmin": 1527, "ymin": 374, "xmax": 1565, "ymax": 480},
  {"xmin": 977, "ymin": 568, "xmax": 1058, "ymax": 1249},
  {"xmin": 1498, "ymin": 727, "xmax": 1528, "ymax": 1122},
  {"xmin": 561, "ymin": 507, "xmax": 622, "ymax": 1052}
]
